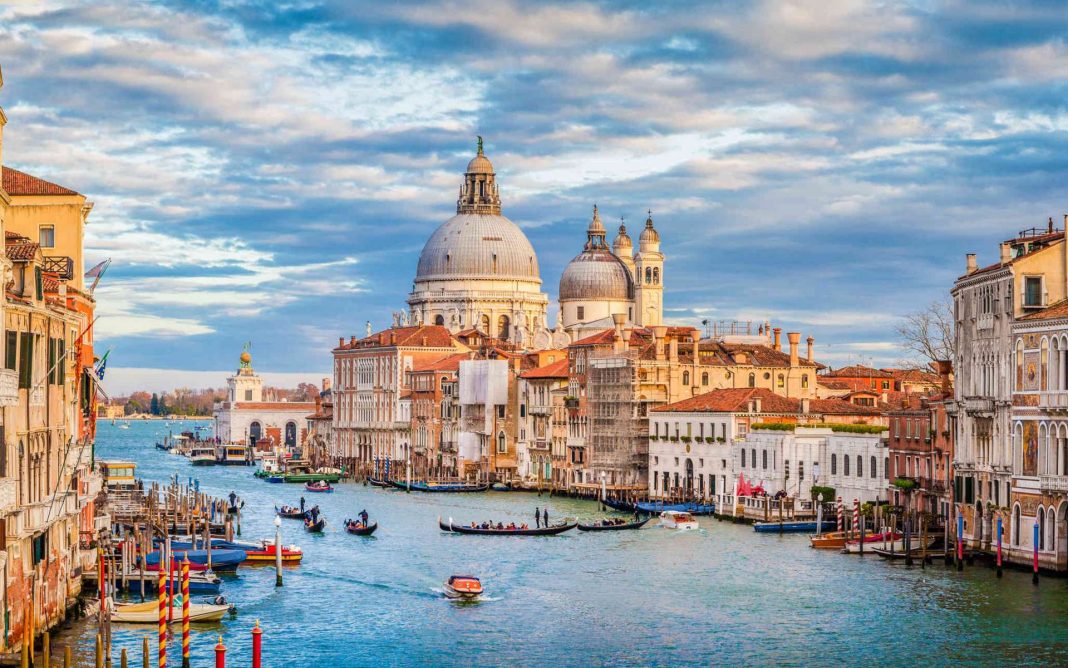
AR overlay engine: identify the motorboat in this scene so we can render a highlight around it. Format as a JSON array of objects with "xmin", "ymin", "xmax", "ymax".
[
  {"xmin": 189, "ymin": 445, "xmax": 216, "ymax": 466},
  {"xmin": 753, "ymin": 520, "xmax": 838, "ymax": 533},
  {"xmin": 809, "ymin": 531, "xmax": 849, "ymax": 549},
  {"xmin": 658, "ymin": 511, "xmax": 699, "ymax": 531},
  {"xmin": 145, "ymin": 547, "xmax": 247, "ymax": 570},
  {"xmin": 170, "ymin": 538, "xmax": 303, "ymax": 563},
  {"xmin": 304, "ymin": 481, "xmax": 333, "ymax": 493},
  {"xmin": 637, "ymin": 501, "xmax": 715, "ymax": 516},
  {"xmin": 842, "ymin": 532, "xmax": 906, "ymax": 554},
  {"xmin": 111, "ymin": 598, "xmax": 233, "ymax": 624},
  {"xmin": 443, "ymin": 575, "xmax": 483, "ymax": 600},
  {"xmin": 216, "ymin": 444, "xmax": 252, "ymax": 465}
]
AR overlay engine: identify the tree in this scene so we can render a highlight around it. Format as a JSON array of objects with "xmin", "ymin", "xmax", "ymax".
[
  {"xmin": 150, "ymin": 393, "xmax": 159, "ymax": 415},
  {"xmin": 896, "ymin": 299, "xmax": 954, "ymax": 368},
  {"xmin": 296, "ymin": 382, "xmax": 321, "ymax": 402}
]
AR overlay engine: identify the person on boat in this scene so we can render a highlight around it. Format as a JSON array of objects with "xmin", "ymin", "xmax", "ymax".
[
  {"xmin": 543, "ymin": 508, "xmax": 549, "ymax": 527},
  {"xmin": 229, "ymin": 491, "xmax": 237, "ymax": 507},
  {"xmin": 633, "ymin": 509, "xmax": 640, "ymax": 521},
  {"xmin": 496, "ymin": 522, "xmax": 504, "ymax": 530},
  {"xmin": 360, "ymin": 509, "xmax": 369, "ymax": 525},
  {"xmin": 535, "ymin": 507, "xmax": 541, "ymax": 528},
  {"xmin": 300, "ymin": 496, "xmax": 306, "ymax": 513}
]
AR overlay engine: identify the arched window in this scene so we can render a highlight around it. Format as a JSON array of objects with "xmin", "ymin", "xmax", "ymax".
[
  {"xmin": 498, "ymin": 315, "xmax": 511, "ymax": 340},
  {"xmin": 285, "ymin": 421, "xmax": 297, "ymax": 447},
  {"xmin": 856, "ymin": 455, "xmax": 863, "ymax": 478},
  {"xmin": 1047, "ymin": 506, "xmax": 1056, "ymax": 551},
  {"xmin": 741, "ymin": 449, "xmax": 747, "ymax": 467},
  {"xmin": 1013, "ymin": 504, "xmax": 1021, "ymax": 545},
  {"xmin": 1016, "ymin": 339, "xmax": 1024, "ymax": 390},
  {"xmin": 762, "ymin": 450, "xmax": 768, "ymax": 469},
  {"xmin": 645, "ymin": 267, "xmax": 652, "ymax": 284},
  {"xmin": 1038, "ymin": 508, "xmax": 1046, "ymax": 550},
  {"xmin": 480, "ymin": 314, "xmax": 490, "ymax": 333},
  {"xmin": 434, "ymin": 314, "xmax": 445, "ymax": 326},
  {"xmin": 497, "ymin": 432, "xmax": 506, "ymax": 453},
  {"xmin": 801, "ymin": 374, "xmax": 809, "ymax": 389},
  {"xmin": 1041, "ymin": 339, "xmax": 1050, "ymax": 391},
  {"xmin": 748, "ymin": 373, "xmax": 756, "ymax": 388},
  {"xmin": 844, "ymin": 455, "xmax": 850, "ymax": 476},
  {"xmin": 831, "ymin": 453, "xmax": 837, "ymax": 475},
  {"xmin": 777, "ymin": 374, "xmax": 784, "ymax": 388},
  {"xmin": 249, "ymin": 421, "xmax": 262, "ymax": 446},
  {"xmin": 652, "ymin": 267, "xmax": 660, "ymax": 284},
  {"xmin": 751, "ymin": 449, "xmax": 756, "ymax": 469},
  {"xmin": 870, "ymin": 456, "xmax": 877, "ymax": 478},
  {"xmin": 683, "ymin": 371, "xmax": 690, "ymax": 385},
  {"xmin": 701, "ymin": 372, "xmax": 709, "ymax": 386}
]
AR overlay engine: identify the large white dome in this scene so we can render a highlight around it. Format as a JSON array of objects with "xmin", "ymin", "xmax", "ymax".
[
  {"xmin": 415, "ymin": 213, "xmax": 541, "ymax": 283},
  {"xmin": 559, "ymin": 248, "xmax": 632, "ymax": 300}
]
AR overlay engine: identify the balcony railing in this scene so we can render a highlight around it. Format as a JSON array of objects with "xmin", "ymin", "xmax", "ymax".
[
  {"xmin": 1040, "ymin": 475, "xmax": 1068, "ymax": 493},
  {"xmin": 43, "ymin": 255, "xmax": 74, "ymax": 280},
  {"xmin": 963, "ymin": 397, "xmax": 995, "ymax": 415},
  {"xmin": 529, "ymin": 405, "xmax": 552, "ymax": 415},
  {"xmin": 1039, "ymin": 392, "xmax": 1068, "ymax": 411}
]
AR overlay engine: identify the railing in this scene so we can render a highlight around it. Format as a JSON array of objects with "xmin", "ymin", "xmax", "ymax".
[
  {"xmin": 43, "ymin": 255, "xmax": 74, "ymax": 280},
  {"xmin": 963, "ymin": 397, "xmax": 995, "ymax": 415},
  {"xmin": 529, "ymin": 405, "xmax": 552, "ymax": 415},
  {"xmin": 1040, "ymin": 475, "xmax": 1068, "ymax": 493},
  {"xmin": 1039, "ymin": 392, "xmax": 1068, "ymax": 410},
  {"xmin": 0, "ymin": 369, "xmax": 16, "ymax": 408}
]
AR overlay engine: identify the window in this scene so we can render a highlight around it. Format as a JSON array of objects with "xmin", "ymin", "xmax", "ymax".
[
  {"xmin": 683, "ymin": 371, "xmax": 690, "ymax": 385},
  {"xmin": 856, "ymin": 455, "xmax": 863, "ymax": 478},
  {"xmin": 882, "ymin": 381, "xmax": 890, "ymax": 390},
  {"xmin": 785, "ymin": 460, "xmax": 790, "ymax": 480},
  {"xmin": 5, "ymin": 332, "xmax": 16, "ymax": 370},
  {"xmin": 844, "ymin": 455, "xmax": 850, "ymax": 476},
  {"xmin": 577, "ymin": 306, "xmax": 585, "ymax": 321},
  {"xmin": 653, "ymin": 267, "xmax": 660, "ymax": 284},
  {"xmin": 777, "ymin": 374, "xmax": 784, "ymax": 388},
  {"xmin": 434, "ymin": 315, "xmax": 445, "ymax": 326},
  {"xmin": 244, "ymin": 389, "xmax": 253, "ymax": 401},
  {"xmin": 34, "ymin": 267, "xmax": 43, "ymax": 301},
  {"xmin": 799, "ymin": 461, "xmax": 804, "ymax": 482},
  {"xmin": 750, "ymin": 449, "xmax": 756, "ymax": 469},
  {"xmin": 801, "ymin": 374, "xmax": 808, "ymax": 389},
  {"xmin": 18, "ymin": 333, "xmax": 33, "ymax": 389},
  {"xmin": 38, "ymin": 225, "xmax": 55, "ymax": 248},
  {"xmin": 701, "ymin": 372, "xmax": 709, "ymax": 386},
  {"xmin": 831, "ymin": 453, "xmax": 837, "ymax": 475},
  {"xmin": 497, "ymin": 432, "xmax": 506, "ymax": 453},
  {"xmin": 741, "ymin": 449, "xmax": 747, "ymax": 467},
  {"xmin": 762, "ymin": 450, "xmax": 767, "ymax": 469},
  {"xmin": 1024, "ymin": 276, "xmax": 1043, "ymax": 307},
  {"xmin": 520, "ymin": 404, "xmax": 526, "ymax": 418},
  {"xmin": 748, "ymin": 373, "xmax": 755, "ymax": 388},
  {"xmin": 496, "ymin": 405, "xmax": 505, "ymax": 419},
  {"xmin": 871, "ymin": 456, "xmax": 877, "ymax": 478}
]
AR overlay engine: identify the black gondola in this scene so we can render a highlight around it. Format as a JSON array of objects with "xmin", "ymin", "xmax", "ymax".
[
  {"xmin": 367, "ymin": 478, "xmax": 392, "ymax": 488},
  {"xmin": 275, "ymin": 505, "xmax": 305, "ymax": 519},
  {"xmin": 577, "ymin": 517, "xmax": 651, "ymax": 532},
  {"xmin": 344, "ymin": 520, "xmax": 378, "ymax": 536},
  {"xmin": 304, "ymin": 517, "xmax": 326, "ymax": 533},
  {"xmin": 438, "ymin": 517, "xmax": 576, "ymax": 536},
  {"xmin": 602, "ymin": 498, "xmax": 637, "ymax": 512},
  {"xmin": 390, "ymin": 480, "xmax": 490, "ymax": 493}
]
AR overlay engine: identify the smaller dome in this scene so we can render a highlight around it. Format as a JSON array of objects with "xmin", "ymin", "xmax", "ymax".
[
  {"xmin": 613, "ymin": 222, "xmax": 632, "ymax": 251},
  {"xmin": 467, "ymin": 153, "xmax": 494, "ymax": 174},
  {"xmin": 640, "ymin": 212, "xmax": 660, "ymax": 244},
  {"xmin": 588, "ymin": 205, "xmax": 605, "ymax": 235},
  {"xmin": 559, "ymin": 249, "xmax": 633, "ymax": 301}
]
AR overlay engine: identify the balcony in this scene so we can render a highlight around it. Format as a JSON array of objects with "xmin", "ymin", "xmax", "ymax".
[
  {"xmin": 0, "ymin": 478, "xmax": 16, "ymax": 514},
  {"xmin": 1039, "ymin": 392, "xmax": 1068, "ymax": 412},
  {"xmin": 0, "ymin": 369, "xmax": 16, "ymax": 407},
  {"xmin": 529, "ymin": 439, "xmax": 550, "ymax": 451},
  {"xmin": 963, "ymin": 396, "xmax": 995, "ymax": 416},
  {"xmin": 1040, "ymin": 475, "xmax": 1068, "ymax": 493},
  {"xmin": 44, "ymin": 255, "xmax": 74, "ymax": 280},
  {"xmin": 976, "ymin": 313, "xmax": 994, "ymax": 331},
  {"xmin": 529, "ymin": 405, "xmax": 552, "ymax": 416}
]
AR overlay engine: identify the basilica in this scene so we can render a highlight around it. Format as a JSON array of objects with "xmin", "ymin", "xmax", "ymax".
[{"xmin": 406, "ymin": 140, "xmax": 663, "ymax": 348}]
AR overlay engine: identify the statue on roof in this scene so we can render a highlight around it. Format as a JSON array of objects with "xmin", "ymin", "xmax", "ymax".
[{"xmin": 477, "ymin": 135, "xmax": 484, "ymax": 155}]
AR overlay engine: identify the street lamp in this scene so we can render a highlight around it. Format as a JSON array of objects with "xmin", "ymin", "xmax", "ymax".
[
  {"xmin": 600, "ymin": 471, "xmax": 607, "ymax": 503},
  {"xmin": 273, "ymin": 516, "xmax": 283, "ymax": 587},
  {"xmin": 816, "ymin": 493, "xmax": 824, "ymax": 537}
]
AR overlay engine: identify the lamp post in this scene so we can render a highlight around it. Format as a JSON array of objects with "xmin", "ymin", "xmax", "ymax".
[
  {"xmin": 816, "ymin": 493, "xmax": 824, "ymax": 536},
  {"xmin": 273, "ymin": 517, "xmax": 283, "ymax": 587},
  {"xmin": 406, "ymin": 443, "xmax": 412, "ymax": 493},
  {"xmin": 600, "ymin": 471, "xmax": 607, "ymax": 503}
]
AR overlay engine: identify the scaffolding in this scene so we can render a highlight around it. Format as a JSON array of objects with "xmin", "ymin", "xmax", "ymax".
[{"xmin": 587, "ymin": 350, "xmax": 649, "ymax": 488}]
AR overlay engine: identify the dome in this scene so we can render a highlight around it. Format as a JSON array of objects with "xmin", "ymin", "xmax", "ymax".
[
  {"xmin": 588, "ymin": 205, "xmax": 606, "ymax": 235},
  {"xmin": 415, "ymin": 213, "xmax": 541, "ymax": 282},
  {"xmin": 639, "ymin": 213, "xmax": 659, "ymax": 244},
  {"xmin": 613, "ymin": 222, "xmax": 632, "ymax": 252},
  {"xmin": 559, "ymin": 248, "xmax": 633, "ymax": 301},
  {"xmin": 466, "ymin": 153, "xmax": 494, "ymax": 174}
]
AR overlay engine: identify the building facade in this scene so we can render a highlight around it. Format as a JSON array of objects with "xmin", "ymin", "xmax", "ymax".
[{"xmin": 212, "ymin": 351, "xmax": 314, "ymax": 450}]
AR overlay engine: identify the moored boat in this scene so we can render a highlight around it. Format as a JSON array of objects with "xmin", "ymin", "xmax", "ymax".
[
  {"xmin": 305, "ymin": 481, "xmax": 333, "ymax": 493},
  {"xmin": 658, "ymin": 511, "xmax": 700, "ymax": 531},
  {"xmin": 344, "ymin": 520, "xmax": 378, "ymax": 536},
  {"xmin": 389, "ymin": 480, "xmax": 489, "ymax": 493},
  {"xmin": 283, "ymin": 470, "xmax": 341, "ymax": 484},
  {"xmin": 216, "ymin": 444, "xmax": 252, "ymax": 465},
  {"xmin": 112, "ymin": 599, "xmax": 232, "ymax": 624},
  {"xmin": 753, "ymin": 520, "xmax": 838, "ymax": 533},
  {"xmin": 170, "ymin": 538, "xmax": 303, "ymax": 563},
  {"xmin": 146, "ymin": 548, "xmax": 246, "ymax": 571},
  {"xmin": 844, "ymin": 534, "xmax": 930, "ymax": 554},
  {"xmin": 266, "ymin": 475, "xmax": 285, "ymax": 483},
  {"xmin": 367, "ymin": 477, "xmax": 392, "ymax": 488},
  {"xmin": 577, "ymin": 517, "xmax": 650, "ymax": 532},
  {"xmin": 438, "ymin": 517, "xmax": 576, "ymax": 536},
  {"xmin": 443, "ymin": 575, "xmax": 483, "ymax": 600},
  {"xmin": 636, "ymin": 501, "xmax": 715, "ymax": 516},
  {"xmin": 809, "ymin": 531, "xmax": 849, "ymax": 549},
  {"xmin": 602, "ymin": 498, "xmax": 637, "ymax": 512},
  {"xmin": 189, "ymin": 445, "xmax": 217, "ymax": 466},
  {"xmin": 841, "ymin": 531, "xmax": 904, "ymax": 553}
]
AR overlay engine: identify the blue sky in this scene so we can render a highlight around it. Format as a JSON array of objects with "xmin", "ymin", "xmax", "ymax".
[{"xmin": 2, "ymin": 0, "xmax": 1067, "ymax": 392}]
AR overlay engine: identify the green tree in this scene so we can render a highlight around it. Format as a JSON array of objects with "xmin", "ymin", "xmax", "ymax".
[{"xmin": 150, "ymin": 393, "xmax": 159, "ymax": 415}]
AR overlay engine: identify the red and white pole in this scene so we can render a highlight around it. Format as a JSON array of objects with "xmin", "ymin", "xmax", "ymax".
[
  {"xmin": 181, "ymin": 557, "xmax": 190, "ymax": 668},
  {"xmin": 158, "ymin": 570, "xmax": 168, "ymax": 668},
  {"xmin": 852, "ymin": 498, "xmax": 860, "ymax": 537},
  {"xmin": 836, "ymin": 497, "xmax": 843, "ymax": 532}
]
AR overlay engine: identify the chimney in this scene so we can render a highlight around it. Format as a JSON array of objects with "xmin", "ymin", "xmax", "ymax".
[
  {"xmin": 621, "ymin": 328, "xmax": 632, "ymax": 352},
  {"xmin": 421, "ymin": 335, "xmax": 427, "ymax": 346},
  {"xmin": 788, "ymin": 332, "xmax": 800, "ymax": 367},
  {"xmin": 339, "ymin": 337, "xmax": 345, "ymax": 348},
  {"xmin": 935, "ymin": 359, "xmax": 952, "ymax": 395},
  {"xmin": 379, "ymin": 332, "xmax": 387, "ymax": 345},
  {"xmin": 806, "ymin": 336, "xmax": 814, "ymax": 363},
  {"xmin": 668, "ymin": 337, "xmax": 678, "ymax": 362},
  {"xmin": 773, "ymin": 328, "xmax": 782, "ymax": 352},
  {"xmin": 652, "ymin": 326, "xmax": 668, "ymax": 360},
  {"xmin": 1000, "ymin": 242, "xmax": 1011, "ymax": 264},
  {"xmin": 322, "ymin": 377, "xmax": 331, "ymax": 392},
  {"xmin": 692, "ymin": 338, "xmax": 700, "ymax": 363},
  {"xmin": 966, "ymin": 253, "xmax": 977, "ymax": 274},
  {"xmin": 350, "ymin": 335, "xmax": 357, "ymax": 346},
  {"xmin": 801, "ymin": 397, "xmax": 810, "ymax": 414}
]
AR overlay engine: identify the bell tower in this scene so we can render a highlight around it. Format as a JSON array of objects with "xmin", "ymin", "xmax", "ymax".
[
  {"xmin": 456, "ymin": 136, "xmax": 501, "ymax": 215},
  {"xmin": 634, "ymin": 211, "xmax": 663, "ymax": 326}
]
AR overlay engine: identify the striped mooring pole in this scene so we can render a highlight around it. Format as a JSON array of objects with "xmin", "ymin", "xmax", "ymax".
[
  {"xmin": 157, "ymin": 571, "xmax": 167, "ymax": 668},
  {"xmin": 996, "ymin": 516, "xmax": 1003, "ymax": 578},
  {"xmin": 852, "ymin": 498, "xmax": 860, "ymax": 536},
  {"xmin": 836, "ymin": 497, "xmax": 843, "ymax": 532},
  {"xmin": 181, "ymin": 558, "xmax": 190, "ymax": 668},
  {"xmin": 1033, "ymin": 521, "xmax": 1040, "ymax": 585}
]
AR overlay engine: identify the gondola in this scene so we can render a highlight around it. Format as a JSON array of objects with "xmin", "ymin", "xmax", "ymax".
[
  {"xmin": 602, "ymin": 498, "xmax": 637, "ymax": 512},
  {"xmin": 344, "ymin": 520, "xmax": 378, "ymax": 536},
  {"xmin": 275, "ymin": 505, "xmax": 305, "ymax": 519},
  {"xmin": 304, "ymin": 517, "xmax": 326, "ymax": 533},
  {"xmin": 390, "ymin": 480, "xmax": 490, "ymax": 493},
  {"xmin": 367, "ymin": 477, "xmax": 392, "ymax": 488},
  {"xmin": 438, "ymin": 517, "xmax": 576, "ymax": 536},
  {"xmin": 577, "ymin": 517, "xmax": 650, "ymax": 532}
]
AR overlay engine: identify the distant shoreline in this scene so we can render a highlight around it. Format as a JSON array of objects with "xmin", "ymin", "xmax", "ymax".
[{"xmin": 109, "ymin": 415, "xmax": 213, "ymax": 421}]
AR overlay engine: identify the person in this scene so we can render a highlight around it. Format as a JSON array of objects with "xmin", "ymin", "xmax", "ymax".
[
  {"xmin": 535, "ymin": 506, "xmax": 541, "ymax": 528},
  {"xmin": 300, "ymin": 496, "xmax": 306, "ymax": 513},
  {"xmin": 543, "ymin": 508, "xmax": 549, "ymax": 527},
  {"xmin": 633, "ymin": 509, "xmax": 640, "ymax": 522},
  {"xmin": 360, "ymin": 509, "xmax": 369, "ymax": 525},
  {"xmin": 229, "ymin": 491, "xmax": 237, "ymax": 507}
]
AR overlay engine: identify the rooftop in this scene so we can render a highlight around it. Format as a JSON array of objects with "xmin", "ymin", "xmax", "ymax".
[{"xmin": 2, "ymin": 166, "xmax": 80, "ymax": 196}]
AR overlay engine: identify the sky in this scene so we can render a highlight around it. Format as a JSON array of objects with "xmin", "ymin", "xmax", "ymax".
[{"xmin": 2, "ymin": 0, "xmax": 1067, "ymax": 394}]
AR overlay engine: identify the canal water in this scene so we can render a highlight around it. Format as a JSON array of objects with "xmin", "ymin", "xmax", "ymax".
[{"xmin": 59, "ymin": 421, "xmax": 1068, "ymax": 666}]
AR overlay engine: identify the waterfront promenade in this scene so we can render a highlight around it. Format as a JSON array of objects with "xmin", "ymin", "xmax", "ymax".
[{"xmin": 60, "ymin": 421, "xmax": 1068, "ymax": 667}]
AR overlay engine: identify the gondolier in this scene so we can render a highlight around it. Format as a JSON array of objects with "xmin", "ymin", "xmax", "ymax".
[{"xmin": 535, "ymin": 507, "xmax": 541, "ymax": 528}]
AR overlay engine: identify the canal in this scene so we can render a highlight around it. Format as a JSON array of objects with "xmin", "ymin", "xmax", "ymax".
[{"xmin": 59, "ymin": 421, "xmax": 1068, "ymax": 666}]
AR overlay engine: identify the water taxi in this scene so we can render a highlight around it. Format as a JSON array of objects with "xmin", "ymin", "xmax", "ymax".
[
  {"xmin": 189, "ymin": 444, "xmax": 217, "ymax": 466},
  {"xmin": 809, "ymin": 531, "xmax": 849, "ymax": 549},
  {"xmin": 443, "ymin": 575, "xmax": 483, "ymax": 600},
  {"xmin": 658, "ymin": 510, "xmax": 699, "ymax": 531},
  {"xmin": 216, "ymin": 444, "xmax": 252, "ymax": 465},
  {"xmin": 98, "ymin": 461, "xmax": 137, "ymax": 491}
]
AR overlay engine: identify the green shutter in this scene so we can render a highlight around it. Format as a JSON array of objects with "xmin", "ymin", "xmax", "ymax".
[
  {"xmin": 18, "ymin": 333, "xmax": 32, "ymax": 389},
  {"xmin": 57, "ymin": 339, "xmax": 65, "ymax": 384},
  {"xmin": 5, "ymin": 332, "xmax": 16, "ymax": 371}
]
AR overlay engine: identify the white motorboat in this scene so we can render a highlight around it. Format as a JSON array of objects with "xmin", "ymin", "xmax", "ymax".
[
  {"xmin": 658, "ymin": 510, "xmax": 699, "ymax": 531},
  {"xmin": 111, "ymin": 598, "xmax": 233, "ymax": 624}
]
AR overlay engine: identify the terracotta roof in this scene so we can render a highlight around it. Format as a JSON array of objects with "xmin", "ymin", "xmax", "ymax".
[
  {"xmin": 1019, "ymin": 299, "xmax": 1068, "ymax": 321},
  {"xmin": 2, "ymin": 166, "xmax": 79, "ymax": 196},
  {"xmin": 6, "ymin": 240, "xmax": 40, "ymax": 261},
  {"xmin": 822, "ymin": 365, "xmax": 894, "ymax": 379},
  {"xmin": 883, "ymin": 368, "xmax": 941, "ymax": 384},
  {"xmin": 700, "ymin": 341, "xmax": 818, "ymax": 369},
  {"xmin": 232, "ymin": 402, "xmax": 315, "ymax": 411},
  {"xmin": 808, "ymin": 398, "xmax": 882, "ymax": 416},
  {"xmin": 336, "ymin": 325, "xmax": 458, "ymax": 350},
  {"xmin": 653, "ymin": 388, "xmax": 799, "ymax": 414},
  {"xmin": 817, "ymin": 380, "xmax": 851, "ymax": 390},
  {"xmin": 414, "ymin": 352, "xmax": 468, "ymax": 373},
  {"xmin": 964, "ymin": 232, "xmax": 1064, "ymax": 279},
  {"xmin": 520, "ymin": 358, "xmax": 569, "ymax": 379},
  {"xmin": 571, "ymin": 329, "xmax": 620, "ymax": 347}
]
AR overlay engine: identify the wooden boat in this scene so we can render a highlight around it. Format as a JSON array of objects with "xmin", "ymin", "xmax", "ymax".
[
  {"xmin": 753, "ymin": 520, "xmax": 838, "ymax": 533},
  {"xmin": 344, "ymin": 520, "xmax": 378, "ymax": 536},
  {"xmin": 438, "ymin": 517, "xmax": 575, "ymax": 536},
  {"xmin": 443, "ymin": 575, "xmax": 483, "ymax": 600},
  {"xmin": 602, "ymin": 498, "xmax": 637, "ymax": 512},
  {"xmin": 172, "ymin": 538, "xmax": 303, "ymax": 563},
  {"xmin": 275, "ymin": 505, "xmax": 305, "ymax": 519},
  {"xmin": 636, "ymin": 501, "xmax": 715, "ymax": 516},
  {"xmin": 658, "ymin": 511, "xmax": 700, "ymax": 531},
  {"xmin": 809, "ymin": 531, "xmax": 849, "ymax": 549},
  {"xmin": 304, "ymin": 517, "xmax": 326, "ymax": 533},
  {"xmin": 389, "ymin": 480, "xmax": 490, "ymax": 493},
  {"xmin": 111, "ymin": 599, "xmax": 232, "ymax": 624},
  {"xmin": 145, "ymin": 548, "xmax": 246, "ymax": 570},
  {"xmin": 367, "ymin": 477, "xmax": 392, "ymax": 488},
  {"xmin": 305, "ymin": 481, "xmax": 333, "ymax": 493},
  {"xmin": 842, "ymin": 532, "xmax": 904, "ymax": 554},
  {"xmin": 577, "ymin": 517, "xmax": 650, "ymax": 532},
  {"xmin": 845, "ymin": 535, "xmax": 931, "ymax": 554}
]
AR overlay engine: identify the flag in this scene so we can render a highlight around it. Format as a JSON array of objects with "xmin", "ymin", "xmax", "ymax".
[
  {"xmin": 96, "ymin": 349, "xmax": 110, "ymax": 380},
  {"xmin": 84, "ymin": 258, "xmax": 111, "ymax": 294}
]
